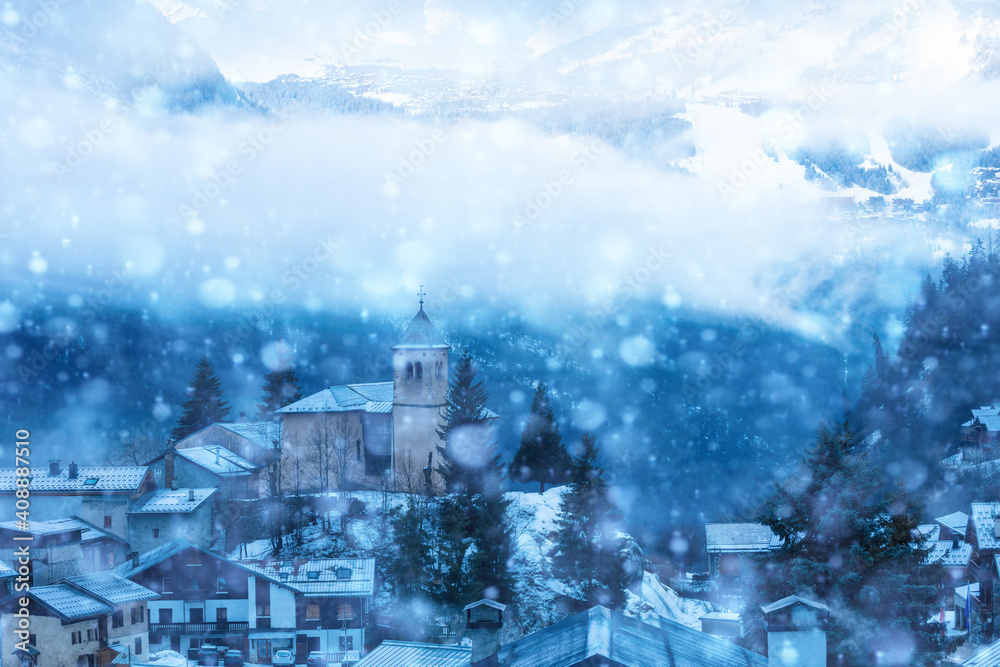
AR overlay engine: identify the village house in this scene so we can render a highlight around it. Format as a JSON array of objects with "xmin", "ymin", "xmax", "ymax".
[
  {"xmin": 937, "ymin": 511, "xmax": 970, "ymax": 541},
  {"xmin": 174, "ymin": 421, "xmax": 281, "ymax": 468},
  {"xmin": 238, "ymin": 557, "xmax": 376, "ymax": 663},
  {"xmin": 0, "ymin": 518, "xmax": 128, "ymax": 585},
  {"xmin": 145, "ymin": 446, "xmax": 261, "ymax": 500},
  {"xmin": 0, "ymin": 463, "xmax": 155, "ymax": 540},
  {"xmin": 115, "ymin": 540, "xmax": 375, "ymax": 664},
  {"xmin": 125, "ymin": 488, "xmax": 218, "ymax": 554},
  {"xmin": 0, "ymin": 572, "xmax": 157, "ymax": 667}
]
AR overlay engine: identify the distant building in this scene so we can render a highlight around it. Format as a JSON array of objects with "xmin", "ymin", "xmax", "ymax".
[
  {"xmin": 145, "ymin": 446, "xmax": 261, "ymax": 499},
  {"xmin": 126, "ymin": 488, "xmax": 218, "ymax": 553},
  {"xmin": 937, "ymin": 511, "xmax": 970, "ymax": 541},
  {"xmin": 962, "ymin": 407, "xmax": 1000, "ymax": 462},
  {"xmin": 705, "ymin": 523, "xmax": 780, "ymax": 595},
  {"xmin": 0, "ymin": 463, "xmax": 154, "ymax": 539},
  {"xmin": 175, "ymin": 421, "xmax": 281, "ymax": 467}
]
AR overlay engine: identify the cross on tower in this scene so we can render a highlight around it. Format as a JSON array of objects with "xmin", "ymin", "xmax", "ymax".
[{"xmin": 418, "ymin": 285, "xmax": 425, "ymax": 308}]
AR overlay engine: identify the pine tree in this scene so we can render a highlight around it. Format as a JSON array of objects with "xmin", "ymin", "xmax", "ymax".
[
  {"xmin": 743, "ymin": 419, "xmax": 947, "ymax": 666},
  {"xmin": 171, "ymin": 357, "xmax": 232, "ymax": 441},
  {"xmin": 509, "ymin": 382, "xmax": 572, "ymax": 492},
  {"xmin": 388, "ymin": 499, "xmax": 432, "ymax": 600},
  {"xmin": 466, "ymin": 439, "xmax": 516, "ymax": 604},
  {"xmin": 436, "ymin": 350, "xmax": 493, "ymax": 496},
  {"xmin": 257, "ymin": 367, "xmax": 302, "ymax": 421},
  {"xmin": 552, "ymin": 432, "xmax": 624, "ymax": 608}
]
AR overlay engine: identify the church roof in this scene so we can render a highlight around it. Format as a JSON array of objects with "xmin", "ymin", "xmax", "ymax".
[
  {"xmin": 393, "ymin": 307, "xmax": 450, "ymax": 350},
  {"xmin": 277, "ymin": 383, "xmax": 394, "ymax": 414}
]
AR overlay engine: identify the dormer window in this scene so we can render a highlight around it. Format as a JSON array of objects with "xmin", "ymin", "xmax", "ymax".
[
  {"xmin": 83, "ymin": 478, "xmax": 99, "ymax": 487},
  {"xmin": 306, "ymin": 571, "xmax": 320, "ymax": 580},
  {"xmin": 280, "ymin": 573, "xmax": 289, "ymax": 581},
  {"xmin": 335, "ymin": 568, "xmax": 351, "ymax": 580}
]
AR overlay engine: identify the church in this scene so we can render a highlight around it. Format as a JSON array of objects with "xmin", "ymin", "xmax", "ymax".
[{"xmin": 276, "ymin": 299, "xmax": 453, "ymax": 490}]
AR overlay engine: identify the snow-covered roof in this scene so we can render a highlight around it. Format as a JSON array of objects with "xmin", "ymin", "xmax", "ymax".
[
  {"xmin": 705, "ymin": 523, "xmax": 779, "ymax": 553},
  {"xmin": 392, "ymin": 307, "xmax": 450, "ymax": 350},
  {"xmin": 238, "ymin": 557, "xmax": 376, "ymax": 597},
  {"xmin": 760, "ymin": 596, "xmax": 830, "ymax": 615},
  {"xmin": 936, "ymin": 511, "xmax": 969, "ymax": 538},
  {"xmin": 963, "ymin": 636, "xmax": 1000, "ymax": 667},
  {"xmin": 31, "ymin": 584, "xmax": 112, "ymax": 621},
  {"xmin": 277, "ymin": 383, "xmax": 394, "ymax": 414},
  {"xmin": 0, "ymin": 516, "xmax": 125, "ymax": 543},
  {"xmin": 496, "ymin": 605, "xmax": 765, "ymax": 667},
  {"xmin": 217, "ymin": 421, "xmax": 282, "ymax": 449},
  {"xmin": 0, "ymin": 466, "xmax": 149, "ymax": 493},
  {"xmin": 0, "ymin": 560, "xmax": 15, "ymax": 579},
  {"xmin": 970, "ymin": 503, "xmax": 1000, "ymax": 551},
  {"xmin": 915, "ymin": 524, "xmax": 940, "ymax": 541},
  {"xmin": 957, "ymin": 582, "xmax": 981, "ymax": 602},
  {"xmin": 175, "ymin": 446, "xmax": 258, "ymax": 477},
  {"xmin": 127, "ymin": 488, "xmax": 216, "ymax": 514},
  {"xmin": 65, "ymin": 572, "xmax": 159, "ymax": 605},
  {"xmin": 924, "ymin": 541, "xmax": 972, "ymax": 567},
  {"xmin": 354, "ymin": 641, "xmax": 469, "ymax": 667}
]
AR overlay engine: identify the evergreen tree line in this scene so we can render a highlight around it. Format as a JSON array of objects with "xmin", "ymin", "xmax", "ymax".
[{"xmin": 739, "ymin": 242, "xmax": 1000, "ymax": 665}]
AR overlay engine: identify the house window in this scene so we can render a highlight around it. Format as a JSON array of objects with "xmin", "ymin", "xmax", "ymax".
[
  {"xmin": 217, "ymin": 608, "xmax": 228, "ymax": 623},
  {"xmin": 217, "ymin": 577, "xmax": 228, "ymax": 593},
  {"xmin": 162, "ymin": 577, "xmax": 173, "ymax": 593},
  {"xmin": 131, "ymin": 607, "xmax": 140, "ymax": 624},
  {"xmin": 104, "ymin": 515, "xmax": 112, "ymax": 528},
  {"xmin": 152, "ymin": 528, "xmax": 159, "ymax": 538},
  {"xmin": 158, "ymin": 609, "xmax": 173, "ymax": 624},
  {"xmin": 256, "ymin": 604, "xmax": 270, "ymax": 617},
  {"xmin": 189, "ymin": 608, "xmax": 204, "ymax": 623},
  {"xmin": 339, "ymin": 636, "xmax": 353, "ymax": 652},
  {"xmin": 336, "ymin": 603, "xmax": 353, "ymax": 621},
  {"xmin": 306, "ymin": 603, "xmax": 320, "ymax": 620},
  {"xmin": 87, "ymin": 629, "xmax": 94, "ymax": 641},
  {"xmin": 71, "ymin": 631, "xmax": 81, "ymax": 644},
  {"xmin": 135, "ymin": 638, "xmax": 142, "ymax": 655},
  {"xmin": 113, "ymin": 610, "xmax": 124, "ymax": 628}
]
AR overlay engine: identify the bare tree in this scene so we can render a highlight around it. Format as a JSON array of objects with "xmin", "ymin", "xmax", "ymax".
[
  {"xmin": 106, "ymin": 429, "xmax": 164, "ymax": 466},
  {"xmin": 307, "ymin": 415, "xmax": 361, "ymax": 492}
]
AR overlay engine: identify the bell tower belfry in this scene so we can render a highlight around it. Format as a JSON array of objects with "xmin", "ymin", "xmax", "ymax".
[{"xmin": 392, "ymin": 287, "xmax": 450, "ymax": 478}]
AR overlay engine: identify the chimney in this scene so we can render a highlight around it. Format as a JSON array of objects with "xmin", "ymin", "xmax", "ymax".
[
  {"xmin": 165, "ymin": 448, "xmax": 174, "ymax": 490},
  {"xmin": 68, "ymin": 461, "xmax": 78, "ymax": 479},
  {"xmin": 761, "ymin": 596, "xmax": 829, "ymax": 667},
  {"xmin": 127, "ymin": 551, "xmax": 139, "ymax": 568},
  {"xmin": 48, "ymin": 460, "xmax": 60, "ymax": 477},
  {"xmin": 994, "ymin": 515, "xmax": 1000, "ymax": 540},
  {"xmin": 239, "ymin": 411, "xmax": 247, "ymax": 422},
  {"xmin": 465, "ymin": 599, "xmax": 505, "ymax": 666},
  {"xmin": 953, "ymin": 535, "xmax": 962, "ymax": 550},
  {"xmin": 188, "ymin": 489, "xmax": 196, "ymax": 502}
]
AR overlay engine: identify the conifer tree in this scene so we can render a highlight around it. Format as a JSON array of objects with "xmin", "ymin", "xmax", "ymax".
[
  {"xmin": 509, "ymin": 383, "xmax": 572, "ymax": 492},
  {"xmin": 743, "ymin": 419, "xmax": 946, "ymax": 666},
  {"xmin": 552, "ymin": 432, "xmax": 624, "ymax": 608},
  {"xmin": 466, "ymin": 439, "xmax": 516, "ymax": 604},
  {"xmin": 436, "ymin": 350, "xmax": 493, "ymax": 495},
  {"xmin": 388, "ymin": 499, "xmax": 432, "ymax": 600},
  {"xmin": 171, "ymin": 357, "xmax": 231, "ymax": 441},
  {"xmin": 257, "ymin": 367, "xmax": 303, "ymax": 421}
]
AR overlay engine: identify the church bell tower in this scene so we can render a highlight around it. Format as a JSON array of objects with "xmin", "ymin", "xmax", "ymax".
[{"xmin": 392, "ymin": 287, "xmax": 450, "ymax": 479}]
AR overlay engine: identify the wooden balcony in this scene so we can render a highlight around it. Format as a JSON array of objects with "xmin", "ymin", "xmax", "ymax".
[{"xmin": 149, "ymin": 621, "xmax": 249, "ymax": 634}]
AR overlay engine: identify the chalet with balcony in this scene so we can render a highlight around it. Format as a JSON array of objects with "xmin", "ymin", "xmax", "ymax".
[
  {"xmin": 0, "ymin": 463, "xmax": 154, "ymax": 540},
  {"xmin": 239, "ymin": 557, "xmax": 376, "ymax": 663},
  {"xmin": 0, "ymin": 573, "xmax": 157, "ymax": 667},
  {"xmin": 126, "ymin": 488, "xmax": 218, "ymax": 553},
  {"xmin": 115, "ymin": 540, "xmax": 376, "ymax": 664}
]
